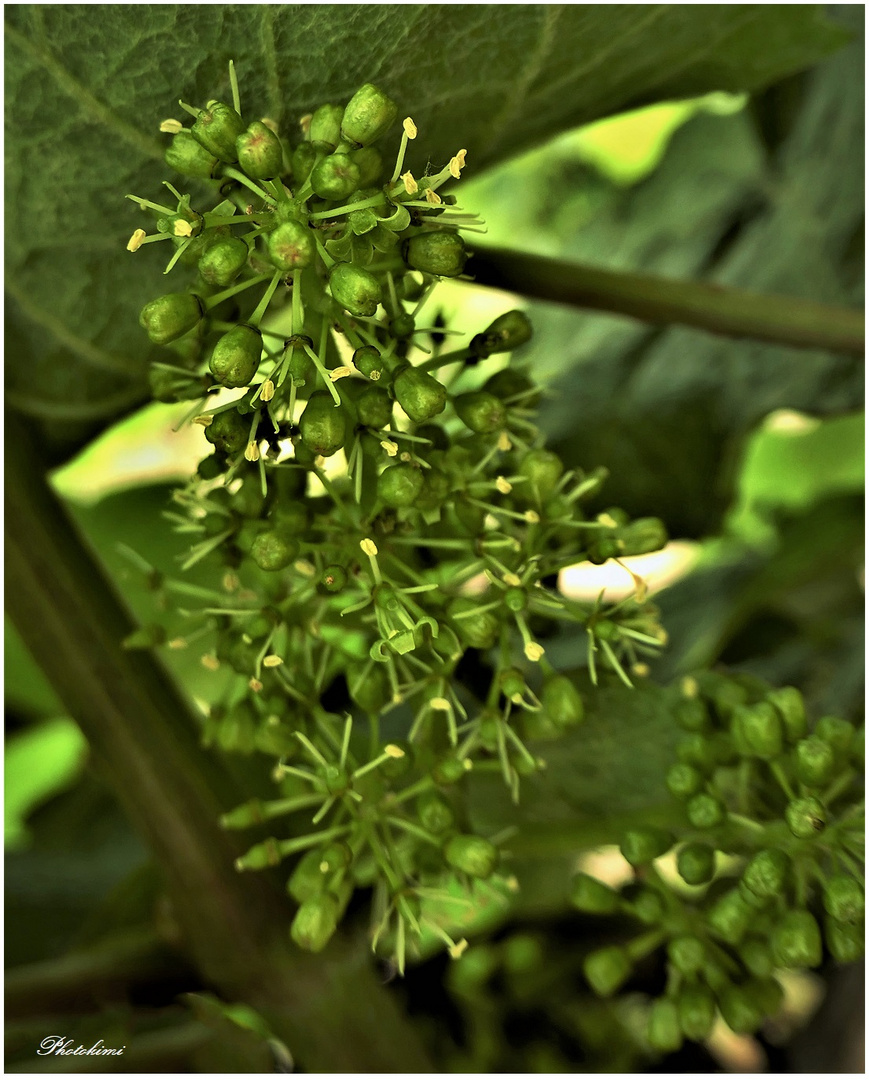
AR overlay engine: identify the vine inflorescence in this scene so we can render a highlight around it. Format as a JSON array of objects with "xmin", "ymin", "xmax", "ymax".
[{"xmin": 125, "ymin": 65, "xmax": 862, "ymax": 1038}]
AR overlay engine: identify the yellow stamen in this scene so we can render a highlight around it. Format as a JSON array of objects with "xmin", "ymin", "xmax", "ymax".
[
  {"xmin": 449, "ymin": 149, "xmax": 467, "ymax": 179},
  {"xmin": 401, "ymin": 171, "xmax": 418, "ymax": 195},
  {"xmin": 160, "ymin": 119, "xmax": 183, "ymax": 134},
  {"xmin": 126, "ymin": 228, "xmax": 147, "ymax": 252},
  {"xmin": 403, "ymin": 117, "xmax": 418, "ymax": 139},
  {"xmin": 173, "ymin": 219, "xmax": 193, "ymax": 237},
  {"xmin": 260, "ymin": 379, "xmax": 275, "ymax": 402}
]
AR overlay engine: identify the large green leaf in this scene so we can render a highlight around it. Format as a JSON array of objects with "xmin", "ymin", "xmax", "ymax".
[{"xmin": 4, "ymin": 4, "xmax": 847, "ymax": 459}]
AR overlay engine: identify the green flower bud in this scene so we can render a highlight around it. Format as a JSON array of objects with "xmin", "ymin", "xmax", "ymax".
[
  {"xmin": 677, "ymin": 842, "xmax": 716, "ymax": 886},
  {"xmin": 771, "ymin": 909, "xmax": 822, "ymax": 968},
  {"xmin": 197, "ymin": 454, "xmax": 226, "ymax": 481},
  {"xmin": 707, "ymin": 887, "xmax": 753, "ymax": 944},
  {"xmin": 292, "ymin": 141, "xmax": 320, "ymax": 183},
  {"xmin": 470, "ymin": 310, "xmax": 533, "ymax": 358},
  {"xmin": 204, "ymin": 409, "xmax": 248, "ymax": 455},
  {"xmin": 287, "ymin": 848, "xmax": 328, "ymax": 903},
  {"xmin": 198, "ymin": 236, "xmax": 249, "ymax": 286},
  {"xmin": 454, "ymin": 391, "xmax": 507, "ymax": 434},
  {"xmin": 483, "ymin": 369, "xmax": 540, "ymax": 409},
  {"xmin": 785, "ymin": 796, "xmax": 826, "ymax": 839},
  {"xmin": 290, "ymin": 892, "xmax": 340, "ymax": 953},
  {"xmin": 675, "ymin": 697, "xmax": 712, "ymax": 733},
  {"xmin": 312, "ymin": 153, "xmax": 361, "ymax": 200},
  {"xmin": 732, "ymin": 702, "xmax": 783, "ymax": 760},
  {"xmin": 447, "ymin": 597, "xmax": 499, "ymax": 650},
  {"xmin": 815, "ymin": 715, "xmax": 855, "ymax": 756},
  {"xmin": 378, "ymin": 462, "xmax": 424, "ymax": 508},
  {"xmin": 389, "ymin": 312, "xmax": 415, "ymax": 339},
  {"xmin": 647, "ymin": 999, "xmax": 682, "ymax": 1053},
  {"xmin": 416, "ymin": 468, "xmax": 450, "ymax": 512},
  {"xmin": 629, "ymin": 886, "xmax": 666, "ymax": 925},
  {"xmin": 517, "ymin": 449, "xmax": 563, "ymax": 500},
  {"xmin": 678, "ymin": 984, "xmax": 716, "ymax": 1042},
  {"xmin": 404, "ymin": 231, "xmax": 468, "ymax": 277},
  {"xmin": 209, "ymin": 325, "xmax": 262, "ymax": 388},
  {"xmin": 236, "ymin": 120, "xmax": 284, "ymax": 179},
  {"xmin": 393, "ymin": 365, "xmax": 447, "ymax": 423},
  {"xmin": 824, "ymin": 914, "xmax": 865, "ymax": 963},
  {"xmin": 299, "ymin": 393, "xmax": 348, "ymax": 457},
  {"xmin": 432, "ymin": 755, "xmax": 469, "ymax": 786},
  {"xmin": 351, "ymin": 146, "xmax": 384, "ymax": 187},
  {"xmin": 667, "ymin": 936, "xmax": 706, "ymax": 978},
  {"xmin": 620, "ymin": 827, "xmax": 674, "ymax": 867},
  {"xmin": 417, "ymin": 792, "xmax": 455, "ymax": 834},
  {"xmin": 676, "ymin": 733, "xmax": 716, "ymax": 773},
  {"xmin": 741, "ymin": 849, "xmax": 790, "ymax": 902},
  {"xmin": 718, "ymin": 984, "xmax": 763, "ymax": 1035},
  {"xmin": 444, "ymin": 834, "xmax": 498, "ymax": 879},
  {"xmin": 583, "ymin": 945, "xmax": 632, "ymax": 997},
  {"xmin": 686, "ymin": 792, "xmax": 726, "ymax": 830},
  {"xmin": 541, "ymin": 675, "xmax": 584, "ymax": 729},
  {"xmin": 739, "ymin": 938, "xmax": 775, "ymax": 979},
  {"xmin": 250, "ymin": 527, "xmax": 299, "ymax": 572},
  {"xmin": 139, "ymin": 293, "xmax": 204, "ymax": 345},
  {"xmin": 708, "ymin": 677, "xmax": 749, "ymax": 724},
  {"xmin": 570, "ymin": 872, "xmax": 620, "ymax": 915},
  {"xmin": 320, "ymin": 565, "xmax": 349, "ymax": 593},
  {"xmin": 268, "ymin": 221, "xmax": 315, "ymax": 271},
  {"xmin": 341, "ymin": 84, "xmax": 397, "ymax": 145},
  {"xmin": 308, "ymin": 103, "xmax": 344, "ymax": 148},
  {"xmin": 823, "ymin": 874, "xmax": 864, "ymax": 924},
  {"xmin": 165, "ymin": 129, "xmax": 219, "ymax": 178},
  {"xmin": 192, "ymin": 101, "xmax": 246, "ymax": 162},
  {"xmin": 355, "ymin": 385, "xmax": 393, "ymax": 429},
  {"xmin": 352, "ymin": 345, "xmax": 385, "ymax": 381},
  {"xmin": 666, "ymin": 762, "xmax": 704, "ymax": 800},
  {"xmin": 794, "ymin": 736, "xmax": 837, "ymax": 788},
  {"xmin": 330, "ymin": 263, "xmax": 381, "ymax": 317},
  {"xmin": 766, "ymin": 686, "xmax": 807, "ymax": 742}
]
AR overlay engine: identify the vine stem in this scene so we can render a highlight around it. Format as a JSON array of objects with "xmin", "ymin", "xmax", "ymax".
[
  {"xmin": 4, "ymin": 411, "xmax": 434, "ymax": 1073},
  {"xmin": 467, "ymin": 245, "xmax": 864, "ymax": 355}
]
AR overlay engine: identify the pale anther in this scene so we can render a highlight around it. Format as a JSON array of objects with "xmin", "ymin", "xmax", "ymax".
[
  {"xmin": 127, "ymin": 228, "xmax": 147, "ymax": 252},
  {"xmin": 403, "ymin": 117, "xmax": 418, "ymax": 139},
  {"xmin": 401, "ymin": 171, "xmax": 418, "ymax": 195},
  {"xmin": 360, "ymin": 538, "xmax": 378, "ymax": 557},
  {"xmin": 160, "ymin": 119, "xmax": 183, "ymax": 134}
]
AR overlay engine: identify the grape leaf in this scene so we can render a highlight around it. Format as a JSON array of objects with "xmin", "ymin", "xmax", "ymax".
[{"xmin": 4, "ymin": 3, "xmax": 848, "ymax": 459}]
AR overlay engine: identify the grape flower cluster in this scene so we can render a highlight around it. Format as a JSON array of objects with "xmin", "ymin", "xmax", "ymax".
[{"xmin": 124, "ymin": 65, "xmax": 863, "ymax": 1034}]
